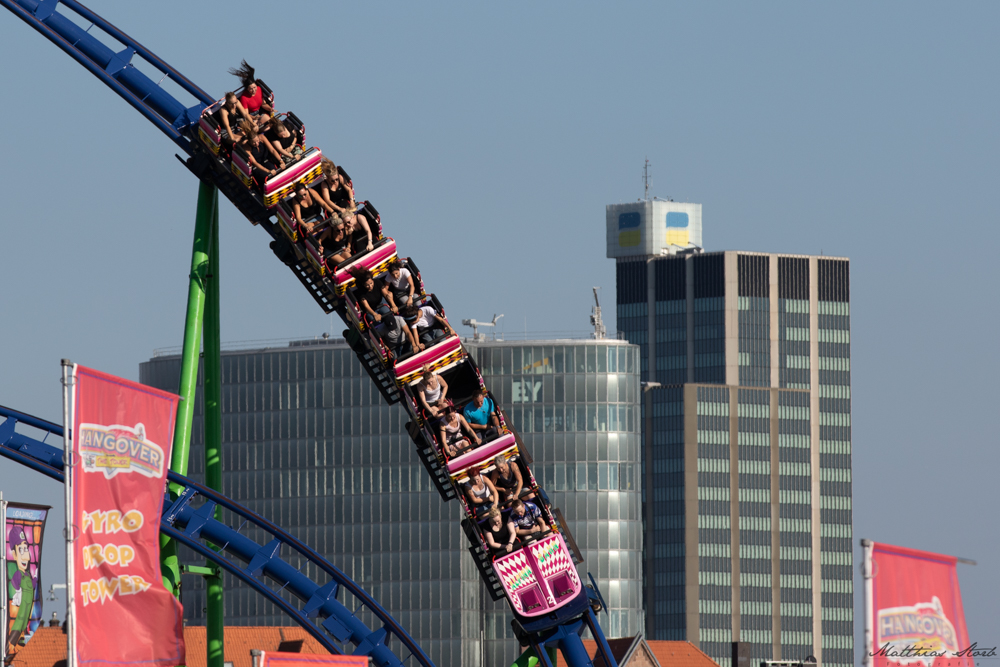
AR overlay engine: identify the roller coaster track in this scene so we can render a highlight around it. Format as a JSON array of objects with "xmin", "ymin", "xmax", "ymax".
[
  {"xmin": 0, "ymin": 405, "xmax": 434, "ymax": 667},
  {"xmin": 1, "ymin": 2, "xmax": 618, "ymax": 666}
]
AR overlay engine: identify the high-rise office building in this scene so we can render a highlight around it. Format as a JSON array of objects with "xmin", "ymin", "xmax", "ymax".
[
  {"xmin": 140, "ymin": 337, "xmax": 643, "ymax": 667},
  {"xmin": 607, "ymin": 201, "xmax": 853, "ymax": 667}
]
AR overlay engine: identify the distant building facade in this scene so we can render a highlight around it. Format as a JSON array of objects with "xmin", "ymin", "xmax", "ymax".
[
  {"xmin": 140, "ymin": 337, "xmax": 643, "ymax": 667},
  {"xmin": 608, "ymin": 201, "xmax": 853, "ymax": 667}
]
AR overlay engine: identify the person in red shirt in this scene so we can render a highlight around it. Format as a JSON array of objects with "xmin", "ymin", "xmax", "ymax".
[{"xmin": 228, "ymin": 60, "xmax": 272, "ymax": 125}]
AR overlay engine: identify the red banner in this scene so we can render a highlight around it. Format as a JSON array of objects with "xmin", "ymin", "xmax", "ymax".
[
  {"xmin": 70, "ymin": 365, "xmax": 184, "ymax": 667},
  {"xmin": 869, "ymin": 542, "xmax": 973, "ymax": 667}
]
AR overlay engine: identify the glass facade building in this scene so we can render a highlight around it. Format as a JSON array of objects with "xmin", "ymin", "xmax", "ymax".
[
  {"xmin": 469, "ymin": 340, "xmax": 644, "ymax": 666},
  {"xmin": 140, "ymin": 337, "xmax": 642, "ymax": 667},
  {"xmin": 611, "ymin": 248, "xmax": 852, "ymax": 667}
]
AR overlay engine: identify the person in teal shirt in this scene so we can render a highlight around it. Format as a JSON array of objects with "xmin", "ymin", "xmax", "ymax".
[{"xmin": 462, "ymin": 388, "xmax": 501, "ymax": 443}]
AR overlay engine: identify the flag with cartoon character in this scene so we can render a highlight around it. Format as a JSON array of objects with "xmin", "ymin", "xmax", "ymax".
[{"xmin": 3, "ymin": 503, "xmax": 49, "ymax": 665}]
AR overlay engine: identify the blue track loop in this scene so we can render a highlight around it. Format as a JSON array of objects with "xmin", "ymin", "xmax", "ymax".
[
  {"xmin": 0, "ymin": 405, "xmax": 435, "ymax": 667},
  {"xmin": 0, "ymin": 0, "xmax": 209, "ymax": 151}
]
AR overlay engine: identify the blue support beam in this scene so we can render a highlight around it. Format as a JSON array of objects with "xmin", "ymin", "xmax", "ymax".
[{"xmin": 0, "ymin": 0, "xmax": 209, "ymax": 151}]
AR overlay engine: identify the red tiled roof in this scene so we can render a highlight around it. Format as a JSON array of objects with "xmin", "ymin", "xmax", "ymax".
[
  {"xmin": 6, "ymin": 627, "xmax": 66, "ymax": 667},
  {"xmin": 646, "ymin": 641, "xmax": 719, "ymax": 667},
  {"xmin": 554, "ymin": 637, "xmax": 719, "ymax": 667},
  {"xmin": 10, "ymin": 626, "xmax": 330, "ymax": 667}
]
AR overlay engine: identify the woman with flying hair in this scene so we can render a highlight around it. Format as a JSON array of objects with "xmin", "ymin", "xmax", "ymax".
[{"xmin": 229, "ymin": 60, "xmax": 272, "ymax": 125}]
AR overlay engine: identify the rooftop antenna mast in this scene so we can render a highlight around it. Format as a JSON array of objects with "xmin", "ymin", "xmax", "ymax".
[
  {"xmin": 590, "ymin": 288, "xmax": 606, "ymax": 340},
  {"xmin": 643, "ymin": 157, "xmax": 650, "ymax": 201},
  {"xmin": 461, "ymin": 314, "xmax": 504, "ymax": 342}
]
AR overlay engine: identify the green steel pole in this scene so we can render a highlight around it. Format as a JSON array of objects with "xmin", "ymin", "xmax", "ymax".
[
  {"xmin": 203, "ymin": 187, "xmax": 224, "ymax": 667},
  {"xmin": 160, "ymin": 181, "xmax": 217, "ymax": 598}
]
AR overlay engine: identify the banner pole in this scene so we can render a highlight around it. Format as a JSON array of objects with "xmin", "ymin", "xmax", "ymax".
[
  {"xmin": 1, "ymin": 496, "xmax": 6, "ymax": 667},
  {"xmin": 861, "ymin": 538, "xmax": 874, "ymax": 666},
  {"xmin": 61, "ymin": 359, "xmax": 76, "ymax": 667}
]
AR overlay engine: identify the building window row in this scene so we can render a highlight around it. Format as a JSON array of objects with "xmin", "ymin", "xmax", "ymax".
[
  {"xmin": 478, "ymin": 343, "xmax": 639, "ymax": 376},
  {"xmin": 737, "ymin": 488, "xmax": 770, "ymax": 503},
  {"xmin": 781, "ymin": 631, "xmax": 814, "ymax": 646},
  {"xmin": 779, "ymin": 518, "xmax": 811, "ymax": 533},
  {"xmin": 541, "ymin": 461, "xmax": 638, "ymax": 492},
  {"xmin": 697, "ymin": 399, "xmax": 730, "ymax": 416},
  {"xmin": 781, "ymin": 298, "xmax": 810, "ymax": 314},
  {"xmin": 819, "ymin": 467, "xmax": 851, "ymax": 483},
  {"xmin": 698, "ymin": 458, "xmax": 731, "ymax": 474},
  {"xmin": 782, "ymin": 326, "xmax": 810, "ymax": 341},
  {"xmin": 819, "ymin": 357, "xmax": 850, "ymax": 372},
  {"xmin": 818, "ymin": 329, "xmax": 849, "ymax": 343},
  {"xmin": 697, "ymin": 429, "xmax": 729, "ymax": 445},
  {"xmin": 784, "ymin": 354, "xmax": 810, "ymax": 369},
  {"xmin": 778, "ymin": 434, "xmax": 811, "ymax": 449},
  {"xmin": 778, "ymin": 490, "xmax": 811, "ymax": 505},
  {"xmin": 655, "ymin": 401, "xmax": 684, "ymax": 417},
  {"xmin": 822, "ymin": 634, "xmax": 853, "ymax": 649},
  {"xmin": 778, "ymin": 461, "xmax": 809, "ymax": 476},
  {"xmin": 780, "ymin": 546, "xmax": 812, "ymax": 561},
  {"xmin": 617, "ymin": 302, "xmax": 647, "ymax": 317},
  {"xmin": 698, "ymin": 514, "xmax": 731, "ymax": 530},
  {"xmin": 740, "ymin": 630, "xmax": 774, "ymax": 645},
  {"xmin": 780, "ymin": 602, "xmax": 813, "ymax": 617},
  {"xmin": 508, "ymin": 403, "xmax": 636, "ymax": 434},
  {"xmin": 738, "ymin": 544, "xmax": 771, "ymax": 560},
  {"xmin": 818, "ymin": 301, "xmax": 849, "ymax": 316},
  {"xmin": 739, "ymin": 460, "xmax": 771, "ymax": 475},
  {"xmin": 780, "ymin": 574, "xmax": 812, "ymax": 589},
  {"xmin": 699, "ymin": 486, "xmax": 731, "ymax": 501},
  {"xmin": 821, "ymin": 578, "xmax": 853, "ymax": 593},
  {"xmin": 820, "ymin": 495, "xmax": 851, "ymax": 510}
]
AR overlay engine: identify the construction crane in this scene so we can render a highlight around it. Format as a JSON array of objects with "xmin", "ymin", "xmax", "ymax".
[
  {"xmin": 461, "ymin": 314, "xmax": 504, "ymax": 341},
  {"xmin": 590, "ymin": 288, "xmax": 606, "ymax": 340}
]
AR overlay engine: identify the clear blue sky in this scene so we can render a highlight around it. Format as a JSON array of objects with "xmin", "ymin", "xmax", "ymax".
[{"xmin": 2, "ymin": 0, "xmax": 998, "ymax": 657}]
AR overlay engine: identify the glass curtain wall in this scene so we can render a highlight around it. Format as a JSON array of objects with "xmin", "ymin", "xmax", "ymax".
[
  {"xmin": 472, "ymin": 340, "xmax": 644, "ymax": 667},
  {"xmin": 817, "ymin": 259, "xmax": 853, "ymax": 667},
  {"xmin": 140, "ymin": 342, "xmax": 480, "ymax": 667}
]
